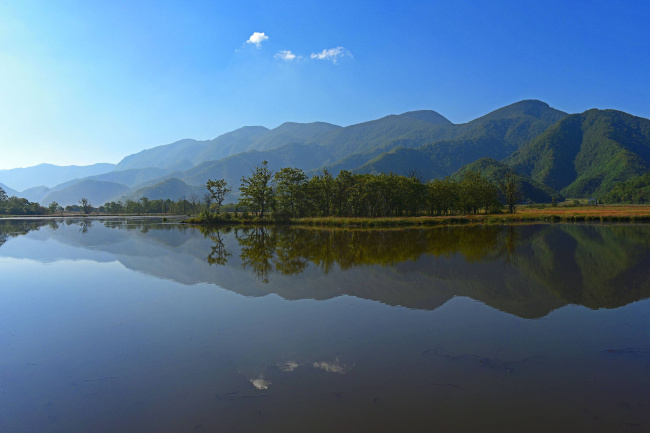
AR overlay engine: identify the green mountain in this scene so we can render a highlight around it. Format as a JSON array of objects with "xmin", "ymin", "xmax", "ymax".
[
  {"xmin": 245, "ymin": 121, "xmax": 340, "ymax": 152},
  {"xmin": 336, "ymin": 100, "xmax": 568, "ymax": 180},
  {"xmin": 10, "ymin": 100, "xmax": 650, "ymax": 205},
  {"xmin": 315, "ymin": 110, "xmax": 453, "ymax": 161},
  {"xmin": 451, "ymin": 158, "xmax": 559, "ymax": 203},
  {"xmin": 0, "ymin": 163, "xmax": 115, "ymax": 191},
  {"xmin": 126, "ymin": 178, "xmax": 205, "ymax": 201},
  {"xmin": 40, "ymin": 180, "xmax": 130, "ymax": 207},
  {"xmin": 507, "ymin": 109, "xmax": 650, "ymax": 197},
  {"xmin": 602, "ymin": 173, "xmax": 650, "ymax": 203}
]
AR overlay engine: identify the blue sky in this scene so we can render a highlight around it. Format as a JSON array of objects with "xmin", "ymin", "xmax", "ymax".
[{"xmin": 1, "ymin": 0, "xmax": 648, "ymax": 169}]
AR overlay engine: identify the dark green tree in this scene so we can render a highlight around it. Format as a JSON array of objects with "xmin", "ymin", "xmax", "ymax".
[
  {"xmin": 499, "ymin": 171, "xmax": 522, "ymax": 213},
  {"xmin": 273, "ymin": 167, "xmax": 307, "ymax": 218},
  {"xmin": 239, "ymin": 161, "xmax": 274, "ymax": 218}
]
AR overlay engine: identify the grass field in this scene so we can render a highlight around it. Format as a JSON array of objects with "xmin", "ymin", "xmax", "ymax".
[{"xmin": 184, "ymin": 205, "xmax": 650, "ymax": 228}]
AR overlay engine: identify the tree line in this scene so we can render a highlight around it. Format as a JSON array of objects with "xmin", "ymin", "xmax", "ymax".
[
  {"xmin": 205, "ymin": 161, "xmax": 519, "ymax": 219},
  {"xmin": 100, "ymin": 194, "xmax": 216, "ymax": 215},
  {"xmin": 0, "ymin": 187, "xmax": 48, "ymax": 215}
]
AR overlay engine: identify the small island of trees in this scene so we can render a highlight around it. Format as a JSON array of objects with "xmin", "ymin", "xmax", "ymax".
[{"xmin": 197, "ymin": 161, "xmax": 520, "ymax": 223}]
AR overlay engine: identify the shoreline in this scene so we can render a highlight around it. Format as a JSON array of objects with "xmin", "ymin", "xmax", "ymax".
[{"xmin": 184, "ymin": 206, "xmax": 650, "ymax": 228}]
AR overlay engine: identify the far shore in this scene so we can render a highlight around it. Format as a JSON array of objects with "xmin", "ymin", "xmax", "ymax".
[
  {"xmin": 3, "ymin": 205, "xmax": 650, "ymax": 227},
  {"xmin": 184, "ymin": 204, "xmax": 650, "ymax": 228}
]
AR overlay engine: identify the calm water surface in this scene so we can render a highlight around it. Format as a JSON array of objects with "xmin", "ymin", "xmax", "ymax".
[{"xmin": 1, "ymin": 219, "xmax": 649, "ymax": 432}]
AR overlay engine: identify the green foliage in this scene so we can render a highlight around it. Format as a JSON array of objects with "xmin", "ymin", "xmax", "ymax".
[
  {"xmin": 498, "ymin": 171, "xmax": 521, "ymax": 213},
  {"xmin": 273, "ymin": 167, "xmax": 308, "ymax": 218},
  {"xmin": 48, "ymin": 201, "xmax": 62, "ymax": 215},
  {"xmin": 508, "ymin": 109, "xmax": 650, "ymax": 198},
  {"xmin": 238, "ymin": 161, "xmax": 275, "ymax": 218},
  {"xmin": 195, "ymin": 166, "xmax": 502, "ymax": 221},
  {"xmin": 0, "ymin": 195, "xmax": 48, "ymax": 215},
  {"xmin": 205, "ymin": 178, "xmax": 231, "ymax": 213},
  {"xmin": 451, "ymin": 158, "xmax": 558, "ymax": 204},
  {"xmin": 0, "ymin": 185, "xmax": 47, "ymax": 215},
  {"xmin": 602, "ymin": 173, "xmax": 650, "ymax": 203}
]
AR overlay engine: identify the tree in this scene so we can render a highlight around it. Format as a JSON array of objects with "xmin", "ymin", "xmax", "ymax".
[
  {"xmin": 188, "ymin": 193, "xmax": 200, "ymax": 214},
  {"xmin": 498, "ymin": 171, "xmax": 522, "ymax": 213},
  {"xmin": 139, "ymin": 197, "xmax": 150, "ymax": 213},
  {"xmin": 206, "ymin": 179, "xmax": 231, "ymax": 214},
  {"xmin": 0, "ymin": 187, "xmax": 6, "ymax": 202},
  {"xmin": 79, "ymin": 198, "xmax": 93, "ymax": 214},
  {"xmin": 273, "ymin": 167, "xmax": 307, "ymax": 218},
  {"xmin": 239, "ymin": 161, "xmax": 274, "ymax": 218},
  {"xmin": 202, "ymin": 193, "xmax": 213, "ymax": 212},
  {"xmin": 48, "ymin": 201, "xmax": 61, "ymax": 215}
]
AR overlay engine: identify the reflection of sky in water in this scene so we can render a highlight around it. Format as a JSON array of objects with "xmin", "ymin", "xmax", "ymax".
[
  {"xmin": 277, "ymin": 361, "xmax": 300, "ymax": 372},
  {"xmin": 250, "ymin": 376, "xmax": 271, "ymax": 390},
  {"xmin": 313, "ymin": 358, "xmax": 351, "ymax": 374},
  {"xmin": 1, "ymin": 220, "xmax": 650, "ymax": 432}
]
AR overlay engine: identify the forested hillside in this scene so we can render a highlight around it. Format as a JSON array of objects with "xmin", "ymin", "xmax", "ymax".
[
  {"xmin": 3, "ymin": 100, "xmax": 649, "ymax": 207},
  {"xmin": 507, "ymin": 109, "xmax": 650, "ymax": 197}
]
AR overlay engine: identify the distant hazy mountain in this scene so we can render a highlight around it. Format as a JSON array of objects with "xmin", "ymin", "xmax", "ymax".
[
  {"xmin": 129, "ymin": 142, "xmax": 333, "ymax": 202},
  {"xmin": 114, "ymin": 138, "xmax": 208, "ymax": 171},
  {"xmin": 116, "ymin": 121, "xmax": 340, "ymax": 172},
  {"xmin": 57, "ymin": 167, "xmax": 173, "ymax": 190},
  {"xmin": 0, "ymin": 163, "xmax": 115, "ymax": 191},
  {"xmin": 0, "ymin": 182, "xmax": 19, "ymax": 197},
  {"xmin": 126, "ymin": 178, "xmax": 205, "ymax": 201},
  {"xmin": 40, "ymin": 180, "xmax": 130, "ymax": 207},
  {"xmin": 20, "ymin": 186, "xmax": 51, "ymax": 202},
  {"xmin": 183, "ymin": 143, "xmax": 332, "ymax": 190},
  {"xmin": 507, "ymin": 109, "xmax": 650, "ymax": 197}
]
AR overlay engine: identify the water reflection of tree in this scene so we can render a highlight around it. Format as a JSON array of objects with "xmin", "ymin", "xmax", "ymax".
[
  {"xmin": 0, "ymin": 220, "xmax": 49, "ymax": 248},
  {"xmin": 79, "ymin": 220, "xmax": 93, "ymax": 234},
  {"xmin": 204, "ymin": 225, "xmax": 521, "ymax": 283},
  {"xmin": 237, "ymin": 227, "xmax": 276, "ymax": 283},
  {"xmin": 204, "ymin": 227, "xmax": 231, "ymax": 266}
]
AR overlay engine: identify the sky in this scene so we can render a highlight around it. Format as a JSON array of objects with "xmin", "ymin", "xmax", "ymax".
[{"xmin": 0, "ymin": 0, "xmax": 648, "ymax": 170}]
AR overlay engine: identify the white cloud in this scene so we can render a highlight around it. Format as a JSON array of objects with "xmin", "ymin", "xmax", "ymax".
[
  {"xmin": 246, "ymin": 32, "xmax": 269, "ymax": 48},
  {"xmin": 274, "ymin": 50, "xmax": 297, "ymax": 61},
  {"xmin": 310, "ymin": 47, "xmax": 352, "ymax": 63}
]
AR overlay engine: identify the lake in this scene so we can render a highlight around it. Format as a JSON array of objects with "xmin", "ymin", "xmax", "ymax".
[{"xmin": 1, "ymin": 219, "xmax": 649, "ymax": 432}]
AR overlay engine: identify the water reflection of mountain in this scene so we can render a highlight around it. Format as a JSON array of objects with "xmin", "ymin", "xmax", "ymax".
[{"xmin": 2, "ymin": 219, "xmax": 650, "ymax": 318}]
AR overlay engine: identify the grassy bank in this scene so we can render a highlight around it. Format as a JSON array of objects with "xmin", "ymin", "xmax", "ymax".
[{"xmin": 184, "ymin": 205, "xmax": 650, "ymax": 228}]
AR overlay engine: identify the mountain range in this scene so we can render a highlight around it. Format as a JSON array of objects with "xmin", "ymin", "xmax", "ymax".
[{"xmin": 1, "ymin": 100, "xmax": 649, "ymax": 206}]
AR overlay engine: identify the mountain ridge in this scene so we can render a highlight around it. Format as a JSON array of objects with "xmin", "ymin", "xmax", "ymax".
[{"xmin": 4, "ymin": 100, "xmax": 650, "ymax": 206}]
